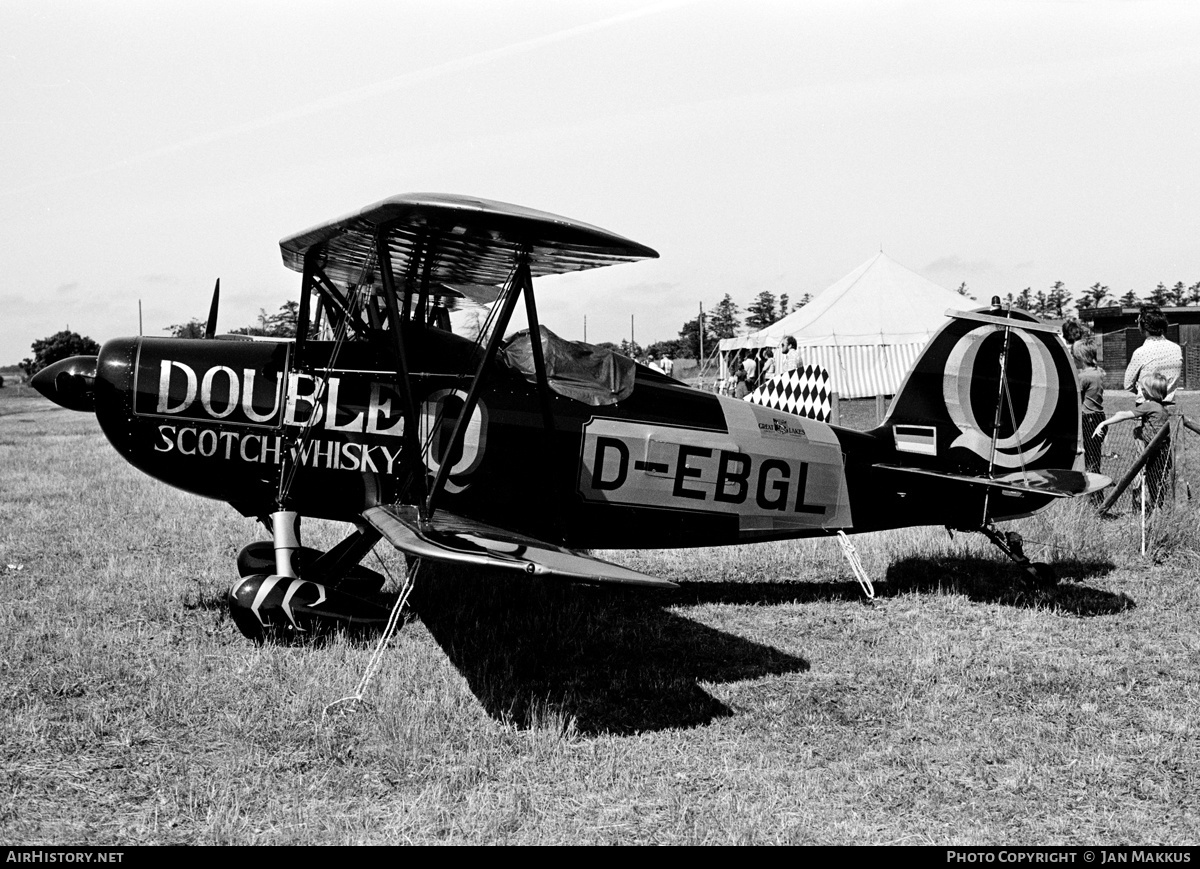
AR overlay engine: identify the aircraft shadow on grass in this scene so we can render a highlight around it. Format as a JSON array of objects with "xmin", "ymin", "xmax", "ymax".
[
  {"xmin": 409, "ymin": 568, "xmax": 809, "ymax": 735},
  {"xmin": 183, "ymin": 566, "xmax": 806, "ymax": 734},
  {"xmin": 670, "ymin": 555, "xmax": 1131, "ymax": 617},
  {"xmin": 880, "ymin": 554, "xmax": 1132, "ymax": 615},
  {"xmin": 185, "ymin": 556, "xmax": 1127, "ymax": 734},
  {"xmin": 424, "ymin": 556, "xmax": 1136, "ymax": 732},
  {"xmin": 394, "ymin": 554, "xmax": 1130, "ymax": 734}
]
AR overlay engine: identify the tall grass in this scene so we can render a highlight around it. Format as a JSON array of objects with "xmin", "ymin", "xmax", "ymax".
[{"xmin": 2, "ymin": 393, "xmax": 1199, "ymax": 844}]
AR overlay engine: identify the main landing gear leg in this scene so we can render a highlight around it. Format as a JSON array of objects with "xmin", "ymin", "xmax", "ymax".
[
  {"xmin": 977, "ymin": 523, "xmax": 1057, "ymax": 588},
  {"xmin": 272, "ymin": 510, "xmax": 301, "ymax": 578},
  {"xmin": 227, "ymin": 511, "xmax": 393, "ymax": 642},
  {"xmin": 235, "ymin": 521, "xmax": 385, "ymax": 591},
  {"xmin": 310, "ymin": 525, "xmax": 382, "ymax": 585}
]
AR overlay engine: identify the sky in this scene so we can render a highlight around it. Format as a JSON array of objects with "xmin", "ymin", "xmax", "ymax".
[{"xmin": 3, "ymin": 0, "xmax": 1199, "ymax": 363}]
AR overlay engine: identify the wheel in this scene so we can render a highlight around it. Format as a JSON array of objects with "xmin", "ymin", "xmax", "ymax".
[
  {"xmin": 227, "ymin": 573, "xmax": 394, "ymax": 643},
  {"xmin": 1029, "ymin": 562, "xmax": 1057, "ymax": 588}
]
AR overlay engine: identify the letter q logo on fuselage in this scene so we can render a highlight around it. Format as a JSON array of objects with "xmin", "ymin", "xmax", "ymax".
[
  {"xmin": 419, "ymin": 389, "xmax": 487, "ymax": 492},
  {"xmin": 943, "ymin": 324, "xmax": 1057, "ymax": 468}
]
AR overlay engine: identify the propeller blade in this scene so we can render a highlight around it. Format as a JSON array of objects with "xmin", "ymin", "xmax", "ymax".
[{"xmin": 205, "ymin": 278, "xmax": 220, "ymax": 339}]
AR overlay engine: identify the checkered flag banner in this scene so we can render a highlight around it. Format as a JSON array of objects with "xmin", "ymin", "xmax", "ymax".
[{"xmin": 745, "ymin": 365, "xmax": 834, "ymax": 422}]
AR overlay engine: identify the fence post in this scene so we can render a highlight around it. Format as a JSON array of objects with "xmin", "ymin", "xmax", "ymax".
[
  {"xmin": 1141, "ymin": 474, "xmax": 1147, "ymax": 555},
  {"xmin": 1171, "ymin": 415, "xmax": 1179, "ymax": 502}
]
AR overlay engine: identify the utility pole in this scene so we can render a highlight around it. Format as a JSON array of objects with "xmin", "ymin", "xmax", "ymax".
[
  {"xmin": 583, "ymin": 315, "xmax": 587, "ymax": 343},
  {"xmin": 138, "ymin": 300, "xmax": 143, "ymax": 336}
]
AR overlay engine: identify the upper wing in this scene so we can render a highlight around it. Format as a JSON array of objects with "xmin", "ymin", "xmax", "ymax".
[
  {"xmin": 279, "ymin": 193, "xmax": 659, "ymax": 288},
  {"xmin": 363, "ymin": 505, "xmax": 675, "ymax": 589}
]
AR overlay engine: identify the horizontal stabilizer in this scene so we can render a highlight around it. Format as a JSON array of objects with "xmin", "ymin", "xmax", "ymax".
[
  {"xmin": 363, "ymin": 505, "xmax": 675, "ymax": 589},
  {"xmin": 873, "ymin": 464, "xmax": 1111, "ymax": 498},
  {"xmin": 945, "ymin": 308, "xmax": 1064, "ymax": 333}
]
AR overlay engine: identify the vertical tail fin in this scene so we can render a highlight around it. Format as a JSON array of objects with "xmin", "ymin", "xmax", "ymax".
[{"xmin": 876, "ymin": 308, "xmax": 1081, "ymax": 476}]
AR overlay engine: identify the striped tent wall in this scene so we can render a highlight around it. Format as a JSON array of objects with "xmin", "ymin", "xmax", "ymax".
[
  {"xmin": 724, "ymin": 341, "xmax": 926, "ymax": 400},
  {"xmin": 799, "ymin": 343, "xmax": 925, "ymax": 399}
]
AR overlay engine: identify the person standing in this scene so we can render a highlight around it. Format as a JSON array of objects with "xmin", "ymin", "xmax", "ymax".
[
  {"xmin": 724, "ymin": 353, "xmax": 742, "ymax": 395},
  {"xmin": 1124, "ymin": 306, "xmax": 1182, "ymax": 403},
  {"xmin": 742, "ymin": 353, "xmax": 758, "ymax": 391},
  {"xmin": 780, "ymin": 336, "xmax": 801, "ymax": 374},
  {"xmin": 760, "ymin": 347, "xmax": 776, "ymax": 381},
  {"xmin": 733, "ymin": 365, "xmax": 749, "ymax": 399},
  {"xmin": 1073, "ymin": 338, "xmax": 1106, "ymax": 478}
]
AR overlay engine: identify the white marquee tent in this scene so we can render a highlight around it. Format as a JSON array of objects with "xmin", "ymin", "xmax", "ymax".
[{"xmin": 717, "ymin": 252, "xmax": 974, "ymax": 399}]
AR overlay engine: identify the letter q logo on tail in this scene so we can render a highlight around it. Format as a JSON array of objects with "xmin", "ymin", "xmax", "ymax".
[{"xmin": 943, "ymin": 325, "xmax": 1058, "ymax": 468}]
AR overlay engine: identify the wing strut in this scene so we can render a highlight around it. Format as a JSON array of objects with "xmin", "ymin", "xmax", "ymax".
[
  {"xmin": 308, "ymin": 265, "xmax": 372, "ymax": 342},
  {"xmin": 521, "ymin": 273, "xmax": 557, "ymax": 440},
  {"xmin": 375, "ymin": 223, "xmax": 429, "ymax": 511},
  {"xmin": 425, "ymin": 255, "xmax": 533, "ymax": 518}
]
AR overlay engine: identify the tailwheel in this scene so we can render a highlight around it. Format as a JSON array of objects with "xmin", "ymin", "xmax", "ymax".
[
  {"xmin": 976, "ymin": 523, "xmax": 1058, "ymax": 588},
  {"xmin": 1027, "ymin": 561, "xmax": 1058, "ymax": 589}
]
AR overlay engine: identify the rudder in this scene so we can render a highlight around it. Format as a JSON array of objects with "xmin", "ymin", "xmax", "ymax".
[{"xmin": 874, "ymin": 307, "xmax": 1081, "ymax": 476}]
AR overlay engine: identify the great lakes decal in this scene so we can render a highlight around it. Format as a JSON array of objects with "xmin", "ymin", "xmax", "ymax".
[{"xmin": 577, "ymin": 400, "xmax": 852, "ymax": 532}]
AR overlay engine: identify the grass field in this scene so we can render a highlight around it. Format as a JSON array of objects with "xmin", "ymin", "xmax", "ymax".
[{"xmin": 1, "ymin": 391, "xmax": 1198, "ymax": 845}]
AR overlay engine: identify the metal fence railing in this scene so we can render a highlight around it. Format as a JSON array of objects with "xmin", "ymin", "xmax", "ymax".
[{"xmin": 1089, "ymin": 409, "xmax": 1196, "ymax": 520}]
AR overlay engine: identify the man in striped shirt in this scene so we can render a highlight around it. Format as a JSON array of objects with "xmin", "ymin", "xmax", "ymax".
[{"xmin": 1124, "ymin": 305, "xmax": 1182, "ymax": 403}]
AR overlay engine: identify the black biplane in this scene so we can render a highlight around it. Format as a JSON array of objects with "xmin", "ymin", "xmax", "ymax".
[{"xmin": 34, "ymin": 194, "xmax": 1109, "ymax": 639}]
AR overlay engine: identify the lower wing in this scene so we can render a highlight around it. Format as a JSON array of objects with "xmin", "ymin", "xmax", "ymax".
[{"xmin": 362, "ymin": 505, "xmax": 675, "ymax": 589}]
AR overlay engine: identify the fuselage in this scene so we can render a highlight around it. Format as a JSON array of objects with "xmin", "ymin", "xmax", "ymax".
[{"xmin": 83, "ymin": 327, "xmax": 1053, "ymax": 549}]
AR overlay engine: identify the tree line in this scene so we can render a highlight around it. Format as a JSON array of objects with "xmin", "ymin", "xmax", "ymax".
[
  {"xmin": 165, "ymin": 301, "xmax": 302, "ymax": 340},
  {"xmin": 628, "ymin": 279, "xmax": 1200, "ymax": 364},
  {"xmin": 16, "ymin": 303, "xmax": 302, "ymax": 378},
  {"xmin": 18, "ymin": 279, "xmax": 1200, "ymax": 381}
]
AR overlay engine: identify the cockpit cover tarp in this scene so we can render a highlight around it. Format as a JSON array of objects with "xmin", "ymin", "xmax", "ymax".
[{"xmin": 502, "ymin": 326, "xmax": 636, "ymax": 406}]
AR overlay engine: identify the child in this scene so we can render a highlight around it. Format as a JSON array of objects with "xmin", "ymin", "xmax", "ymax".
[
  {"xmin": 733, "ymin": 366, "xmax": 749, "ymax": 399},
  {"xmin": 760, "ymin": 347, "xmax": 777, "ymax": 381},
  {"xmin": 1073, "ymin": 339, "xmax": 1105, "ymax": 476},
  {"xmin": 1093, "ymin": 372, "xmax": 1172, "ymax": 511}
]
